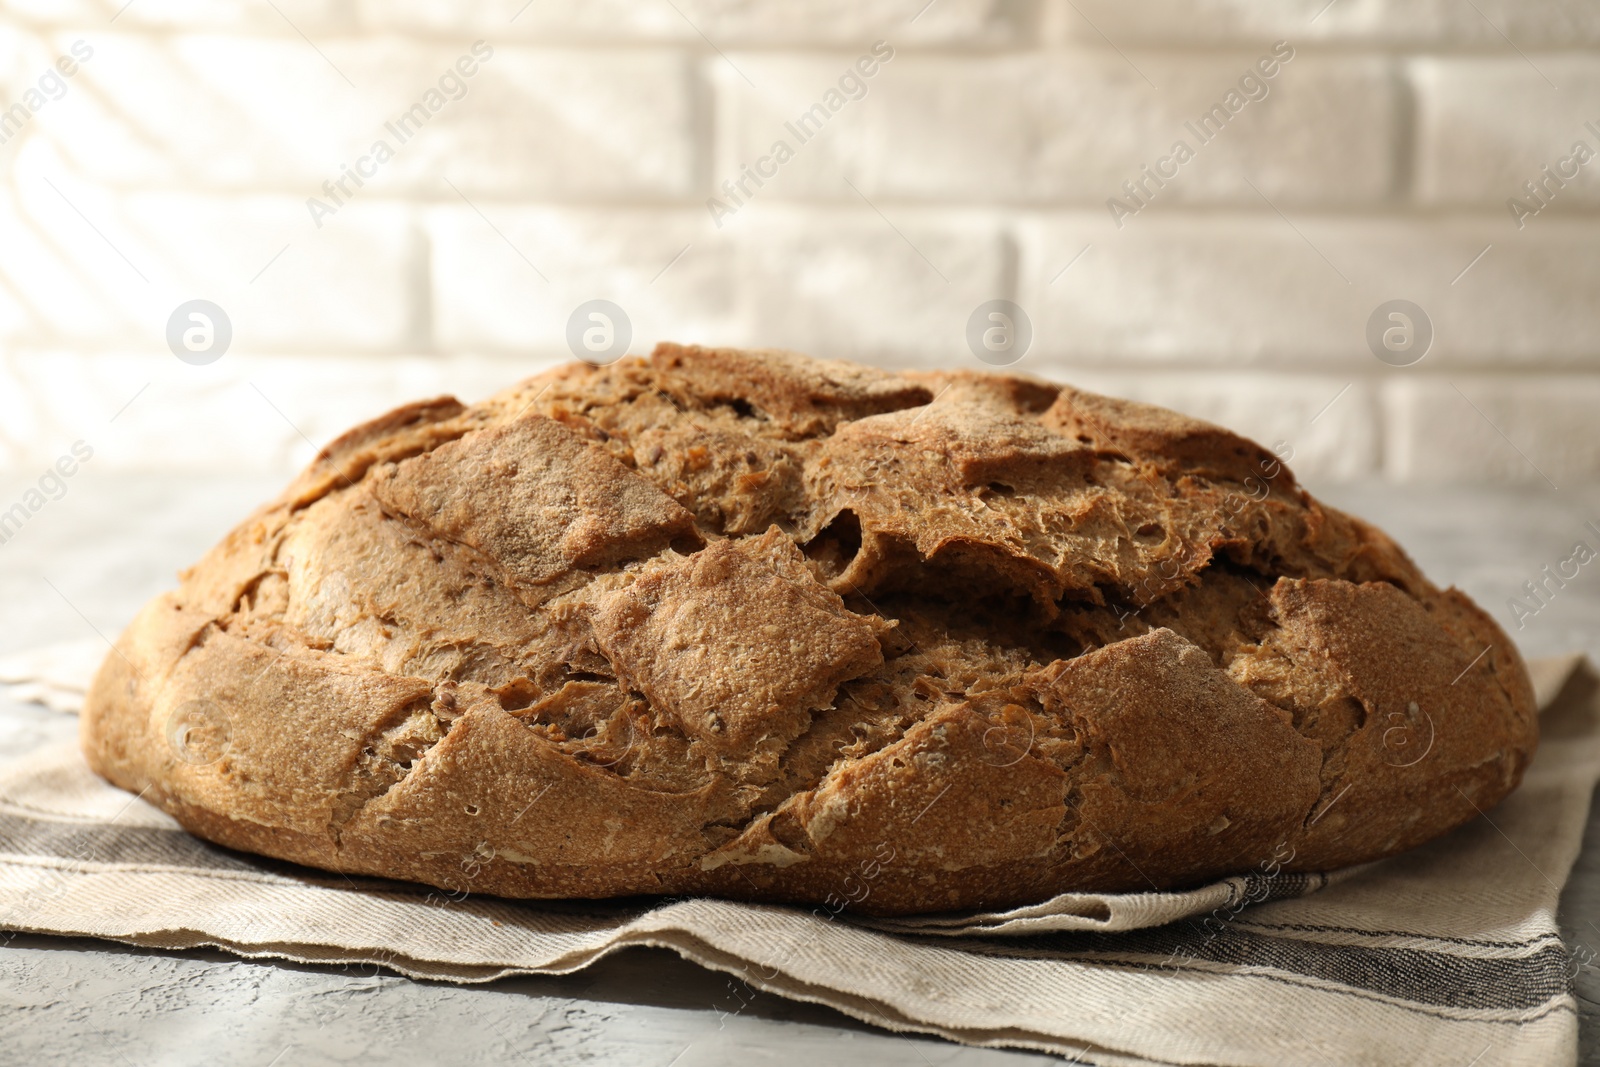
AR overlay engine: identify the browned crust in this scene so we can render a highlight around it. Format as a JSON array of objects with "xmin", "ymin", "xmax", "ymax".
[{"xmin": 80, "ymin": 344, "xmax": 1539, "ymax": 916}]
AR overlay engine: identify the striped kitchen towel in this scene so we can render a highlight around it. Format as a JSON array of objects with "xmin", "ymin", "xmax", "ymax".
[{"xmin": 0, "ymin": 648, "xmax": 1594, "ymax": 1066}]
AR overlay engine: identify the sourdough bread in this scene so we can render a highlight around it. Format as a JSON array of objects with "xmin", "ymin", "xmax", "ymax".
[{"xmin": 80, "ymin": 345, "xmax": 1538, "ymax": 915}]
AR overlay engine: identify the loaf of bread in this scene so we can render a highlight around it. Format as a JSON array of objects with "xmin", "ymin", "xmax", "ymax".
[{"xmin": 81, "ymin": 344, "xmax": 1538, "ymax": 916}]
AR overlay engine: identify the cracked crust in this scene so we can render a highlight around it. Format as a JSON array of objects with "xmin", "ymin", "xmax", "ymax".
[{"xmin": 80, "ymin": 344, "xmax": 1539, "ymax": 916}]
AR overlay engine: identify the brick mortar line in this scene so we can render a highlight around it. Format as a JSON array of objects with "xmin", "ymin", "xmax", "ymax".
[
  {"xmin": 22, "ymin": 191, "xmax": 1600, "ymax": 220},
  {"xmin": 5, "ymin": 347, "xmax": 1600, "ymax": 374},
  {"xmin": 7, "ymin": 26, "xmax": 1600, "ymax": 59}
]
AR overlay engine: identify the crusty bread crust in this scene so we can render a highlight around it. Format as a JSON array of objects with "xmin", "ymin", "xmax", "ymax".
[{"xmin": 80, "ymin": 345, "xmax": 1538, "ymax": 916}]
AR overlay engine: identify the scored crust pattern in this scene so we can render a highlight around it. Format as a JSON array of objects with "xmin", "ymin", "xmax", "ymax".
[{"xmin": 81, "ymin": 344, "xmax": 1539, "ymax": 915}]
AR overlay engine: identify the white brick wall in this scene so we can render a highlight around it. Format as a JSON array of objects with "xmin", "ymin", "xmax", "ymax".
[
  {"xmin": 718, "ymin": 51, "xmax": 1397, "ymax": 206},
  {"xmin": 33, "ymin": 37, "xmax": 697, "ymax": 197},
  {"xmin": 0, "ymin": 4, "xmax": 1594, "ymax": 486}
]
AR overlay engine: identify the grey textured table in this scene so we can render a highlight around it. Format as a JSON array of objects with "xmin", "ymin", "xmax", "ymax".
[{"xmin": 2, "ymin": 471, "xmax": 1599, "ymax": 1066}]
